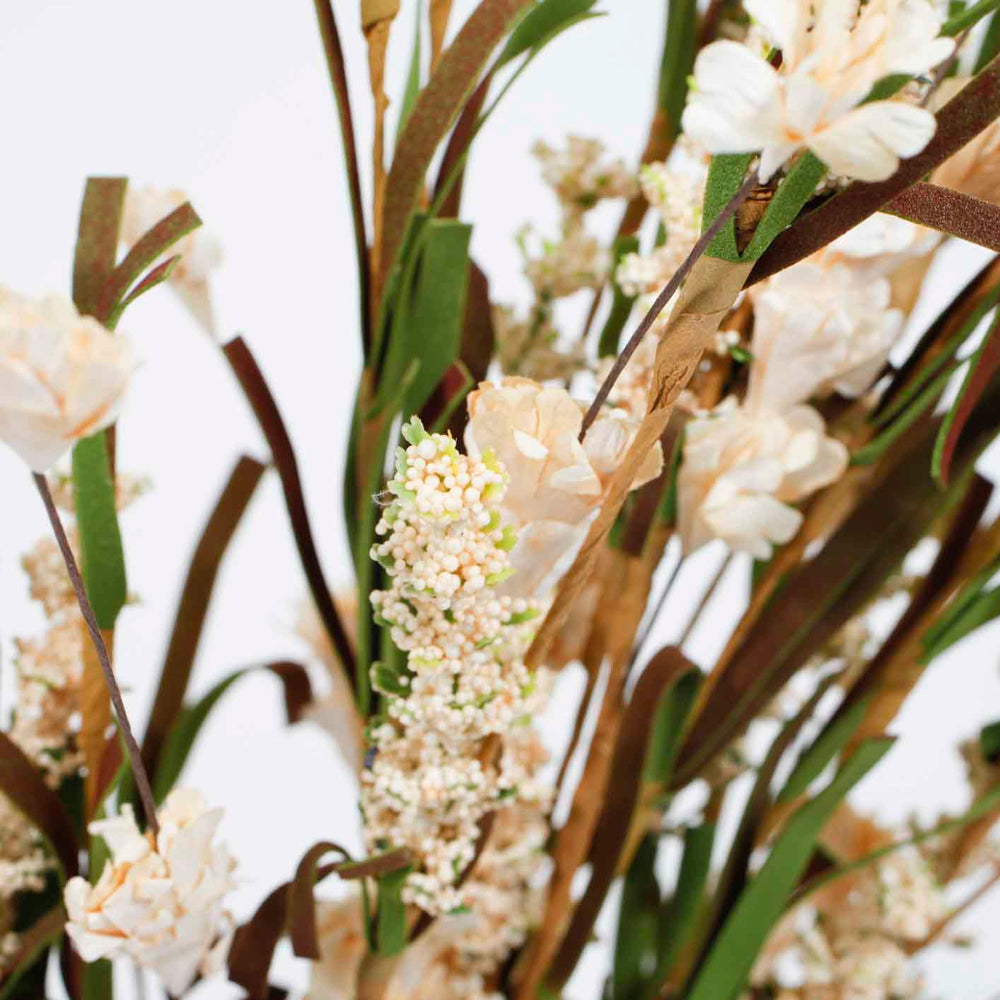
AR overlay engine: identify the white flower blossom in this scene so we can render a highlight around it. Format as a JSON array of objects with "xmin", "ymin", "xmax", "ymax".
[
  {"xmin": 64, "ymin": 789, "xmax": 236, "ymax": 997},
  {"xmin": 748, "ymin": 259, "xmax": 904, "ymax": 414},
  {"xmin": 465, "ymin": 378, "xmax": 662, "ymax": 595},
  {"xmin": 121, "ymin": 186, "xmax": 222, "ymax": 335},
  {"xmin": 682, "ymin": 0, "xmax": 954, "ymax": 182},
  {"xmin": 677, "ymin": 397, "xmax": 848, "ymax": 558},
  {"xmin": 0, "ymin": 288, "xmax": 133, "ymax": 472}
]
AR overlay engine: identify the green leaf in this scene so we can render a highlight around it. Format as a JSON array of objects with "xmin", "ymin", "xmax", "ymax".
[
  {"xmin": 648, "ymin": 823, "xmax": 715, "ymax": 997},
  {"xmin": 777, "ymin": 696, "xmax": 872, "ymax": 803},
  {"xmin": 657, "ymin": 0, "xmax": 698, "ymax": 142},
  {"xmin": 376, "ymin": 865, "xmax": 412, "ymax": 955},
  {"xmin": 396, "ymin": 0, "xmax": 424, "ymax": 146},
  {"xmin": 496, "ymin": 0, "xmax": 597, "ymax": 67},
  {"xmin": 922, "ymin": 584, "xmax": 1000, "ymax": 663},
  {"xmin": 943, "ymin": 0, "xmax": 1000, "ymax": 35},
  {"xmin": 598, "ymin": 236, "xmax": 640, "ymax": 357},
  {"xmin": 796, "ymin": 784, "xmax": 1000, "ymax": 902},
  {"xmin": 612, "ymin": 834, "xmax": 660, "ymax": 1000},
  {"xmin": 982, "ymin": 721, "xmax": 1000, "ymax": 761},
  {"xmin": 71, "ymin": 434, "xmax": 126, "ymax": 631},
  {"xmin": 152, "ymin": 662, "xmax": 312, "ymax": 802},
  {"xmin": 740, "ymin": 153, "xmax": 827, "ymax": 262},
  {"xmin": 874, "ymin": 282, "xmax": 1000, "ymax": 429},
  {"xmin": 976, "ymin": 11, "xmax": 1000, "ymax": 70},
  {"xmin": 686, "ymin": 740, "xmax": 894, "ymax": 1000},
  {"xmin": 377, "ymin": 219, "xmax": 472, "ymax": 418},
  {"xmin": 703, "ymin": 154, "xmax": 754, "ymax": 262},
  {"xmin": 853, "ymin": 362, "xmax": 959, "ymax": 465},
  {"xmin": 921, "ymin": 548, "xmax": 1000, "ymax": 659},
  {"xmin": 645, "ymin": 668, "xmax": 702, "ymax": 784}
]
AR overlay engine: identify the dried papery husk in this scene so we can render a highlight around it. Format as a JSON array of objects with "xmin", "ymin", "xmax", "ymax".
[
  {"xmin": 515, "ymin": 555, "xmax": 652, "ymax": 1000},
  {"xmin": 525, "ymin": 255, "xmax": 753, "ymax": 674},
  {"xmin": 80, "ymin": 625, "xmax": 114, "ymax": 814},
  {"xmin": 362, "ymin": 0, "xmax": 400, "ymax": 295},
  {"xmin": 429, "ymin": 0, "xmax": 453, "ymax": 72}
]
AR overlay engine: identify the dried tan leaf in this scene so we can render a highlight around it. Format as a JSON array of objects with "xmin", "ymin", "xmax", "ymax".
[
  {"xmin": 81, "ymin": 625, "xmax": 114, "ymax": 815},
  {"xmin": 515, "ymin": 555, "xmax": 652, "ymax": 1000},
  {"xmin": 429, "ymin": 0, "xmax": 454, "ymax": 72},
  {"xmin": 525, "ymin": 256, "xmax": 753, "ymax": 673}
]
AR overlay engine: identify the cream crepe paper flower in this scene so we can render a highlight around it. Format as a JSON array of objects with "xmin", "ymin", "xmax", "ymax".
[
  {"xmin": 64, "ymin": 789, "xmax": 236, "ymax": 997},
  {"xmin": 677, "ymin": 398, "xmax": 848, "ymax": 558},
  {"xmin": 748, "ymin": 259, "xmax": 904, "ymax": 414},
  {"xmin": 0, "ymin": 288, "xmax": 133, "ymax": 472},
  {"xmin": 682, "ymin": 0, "xmax": 953, "ymax": 182},
  {"xmin": 121, "ymin": 185, "xmax": 222, "ymax": 336},
  {"xmin": 465, "ymin": 378, "xmax": 662, "ymax": 595}
]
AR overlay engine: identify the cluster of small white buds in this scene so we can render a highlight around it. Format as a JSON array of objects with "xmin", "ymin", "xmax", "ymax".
[{"xmin": 362, "ymin": 418, "xmax": 545, "ymax": 915}]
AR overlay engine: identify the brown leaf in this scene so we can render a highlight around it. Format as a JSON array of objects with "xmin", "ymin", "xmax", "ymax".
[
  {"xmin": 313, "ymin": 0, "xmax": 371, "ymax": 345},
  {"xmin": 142, "ymin": 455, "xmax": 266, "ymax": 778},
  {"xmin": 886, "ymin": 182, "xmax": 1000, "ymax": 253},
  {"xmin": 515, "ymin": 555, "xmax": 654, "ymax": 998},
  {"xmin": 72, "ymin": 177, "xmax": 127, "ymax": 319},
  {"xmin": 676, "ymin": 377, "xmax": 1000, "ymax": 787},
  {"xmin": 0, "ymin": 733, "xmax": 78, "ymax": 877},
  {"xmin": 289, "ymin": 841, "xmax": 352, "ymax": 959},
  {"xmin": 377, "ymin": 0, "xmax": 533, "ymax": 311},
  {"xmin": 546, "ymin": 647, "xmax": 698, "ymax": 988},
  {"xmin": 223, "ymin": 337, "xmax": 357, "ymax": 693}
]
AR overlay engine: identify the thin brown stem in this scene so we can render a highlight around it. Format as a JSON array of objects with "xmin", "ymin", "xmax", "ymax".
[
  {"xmin": 677, "ymin": 552, "xmax": 733, "ymax": 648},
  {"xmin": 33, "ymin": 473, "xmax": 159, "ymax": 835},
  {"xmin": 580, "ymin": 170, "xmax": 759, "ymax": 439}
]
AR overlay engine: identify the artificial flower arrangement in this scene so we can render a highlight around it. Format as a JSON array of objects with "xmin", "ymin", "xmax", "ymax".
[{"xmin": 5, "ymin": 1, "xmax": 1000, "ymax": 998}]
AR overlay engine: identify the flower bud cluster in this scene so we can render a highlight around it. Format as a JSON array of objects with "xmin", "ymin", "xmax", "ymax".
[{"xmin": 362, "ymin": 419, "xmax": 546, "ymax": 915}]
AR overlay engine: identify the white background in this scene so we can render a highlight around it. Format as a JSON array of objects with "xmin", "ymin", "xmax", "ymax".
[{"xmin": 1, "ymin": 1, "xmax": 999, "ymax": 996}]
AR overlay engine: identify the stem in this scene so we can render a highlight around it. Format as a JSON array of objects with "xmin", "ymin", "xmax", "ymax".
[
  {"xmin": 580, "ymin": 170, "xmax": 759, "ymax": 439},
  {"xmin": 33, "ymin": 473, "xmax": 159, "ymax": 835}
]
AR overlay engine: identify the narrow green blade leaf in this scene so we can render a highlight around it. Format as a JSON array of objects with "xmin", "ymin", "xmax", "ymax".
[
  {"xmin": 598, "ymin": 236, "xmax": 639, "ymax": 357},
  {"xmin": 686, "ymin": 740, "xmax": 894, "ymax": 1000},
  {"xmin": 651, "ymin": 822, "xmax": 716, "ymax": 991},
  {"xmin": 72, "ymin": 433, "xmax": 126, "ymax": 630},
  {"xmin": 613, "ymin": 834, "xmax": 660, "ymax": 999},
  {"xmin": 378, "ymin": 219, "xmax": 472, "ymax": 417},
  {"xmin": 497, "ymin": 0, "xmax": 597, "ymax": 67},
  {"xmin": 376, "ymin": 866, "xmax": 413, "ymax": 955},
  {"xmin": 922, "ymin": 585, "xmax": 1000, "ymax": 663},
  {"xmin": 982, "ymin": 720, "xmax": 1000, "ymax": 761},
  {"xmin": 943, "ymin": 0, "xmax": 1000, "ymax": 35},
  {"xmin": 152, "ymin": 662, "xmax": 312, "ymax": 802},
  {"xmin": 657, "ymin": 0, "xmax": 697, "ymax": 142},
  {"xmin": 777, "ymin": 696, "xmax": 871, "ymax": 803}
]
